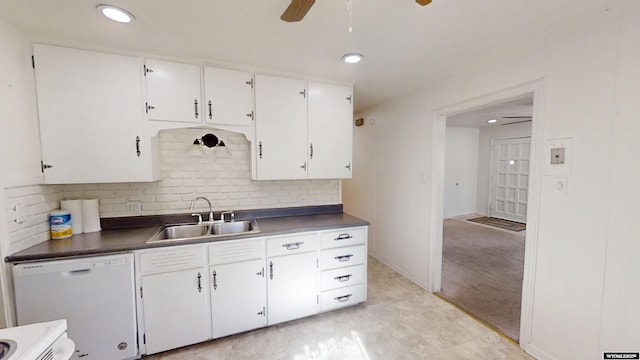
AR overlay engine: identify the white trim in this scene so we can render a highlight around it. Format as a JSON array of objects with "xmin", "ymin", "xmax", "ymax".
[
  {"xmin": 428, "ymin": 79, "xmax": 546, "ymax": 353},
  {"xmin": 0, "ymin": 165, "xmax": 11, "ymax": 327}
]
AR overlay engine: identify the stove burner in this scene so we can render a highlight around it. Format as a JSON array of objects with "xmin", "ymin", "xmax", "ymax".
[{"xmin": 0, "ymin": 339, "xmax": 17, "ymax": 359}]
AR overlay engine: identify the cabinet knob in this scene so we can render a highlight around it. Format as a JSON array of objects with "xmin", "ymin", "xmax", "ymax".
[
  {"xmin": 300, "ymin": 162, "xmax": 306, "ymax": 171},
  {"xmin": 345, "ymin": 162, "xmax": 351, "ymax": 171}
]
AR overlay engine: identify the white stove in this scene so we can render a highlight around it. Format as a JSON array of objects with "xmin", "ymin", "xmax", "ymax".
[{"xmin": 0, "ymin": 320, "xmax": 74, "ymax": 360}]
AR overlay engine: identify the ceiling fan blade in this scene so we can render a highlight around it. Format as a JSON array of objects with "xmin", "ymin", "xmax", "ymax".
[
  {"xmin": 416, "ymin": 0, "xmax": 432, "ymax": 5},
  {"xmin": 281, "ymin": 0, "xmax": 315, "ymax": 22}
]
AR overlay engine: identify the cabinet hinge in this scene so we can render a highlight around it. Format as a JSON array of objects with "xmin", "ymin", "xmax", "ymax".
[
  {"xmin": 40, "ymin": 160, "xmax": 52, "ymax": 173},
  {"xmin": 31, "ymin": 55, "xmax": 35, "ymax": 69}
]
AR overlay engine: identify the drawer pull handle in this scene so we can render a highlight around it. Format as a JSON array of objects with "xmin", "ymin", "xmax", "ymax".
[
  {"xmin": 197, "ymin": 272, "xmax": 202, "ymax": 293},
  {"xmin": 334, "ymin": 254, "xmax": 353, "ymax": 262},
  {"xmin": 335, "ymin": 233, "xmax": 353, "ymax": 241},
  {"xmin": 212, "ymin": 270, "xmax": 218, "ymax": 290},
  {"xmin": 282, "ymin": 242, "xmax": 304, "ymax": 250},
  {"xmin": 335, "ymin": 294, "xmax": 353, "ymax": 303},
  {"xmin": 334, "ymin": 274, "xmax": 353, "ymax": 282}
]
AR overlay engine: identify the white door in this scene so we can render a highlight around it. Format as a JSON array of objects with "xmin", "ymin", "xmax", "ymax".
[
  {"xmin": 489, "ymin": 137, "xmax": 531, "ymax": 223},
  {"xmin": 210, "ymin": 259, "xmax": 267, "ymax": 338},
  {"xmin": 204, "ymin": 66, "xmax": 254, "ymax": 126},
  {"xmin": 141, "ymin": 268, "xmax": 211, "ymax": 354},
  {"xmin": 145, "ymin": 59, "xmax": 202, "ymax": 123},
  {"xmin": 267, "ymin": 252, "xmax": 318, "ymax": 325},
  {"xmin": 254, "ymin": 74, "xmax": 308, "ymax": 180},
  {"xmin": 307, "ymin": 82, "xmax": 353, "ymax": 179}
]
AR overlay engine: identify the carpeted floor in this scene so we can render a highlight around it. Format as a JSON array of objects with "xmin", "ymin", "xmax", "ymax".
[{"xmin": 438, "ymin": 218, "xmax": 525, "ymax": 342}]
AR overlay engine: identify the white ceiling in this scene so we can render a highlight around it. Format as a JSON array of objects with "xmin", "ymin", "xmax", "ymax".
[
  {"xmin": 0, "ymin": 0, "xmax": 606, "ymax": 112},
  {"xmin": 446, "ymin": 95, "xmax": 533, "ymax": 128}
]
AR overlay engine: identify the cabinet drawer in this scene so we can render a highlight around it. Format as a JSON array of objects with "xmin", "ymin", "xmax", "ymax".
[
  {"xmin": 139, "ymin": 246, "xmax": 206, "ymax": 274},
  {"xmin": 266, "ymin": 233, "xmax": 318, "ymax": 257},
  {"xmin": 209, "ymin": 238, "xmax": 265, "ymax": 265},
  {"xmin": 319, "ymin": 227, "xmax": 366, "ymax": 249},
  {"xmin": 320, "ymin": 265, "xmax": 365, "ymax": 291},
  {"xmin": 320, "ymin": 284, "xmax": 366, "ymax": 312},
  {"xmin": 320, "ymin": 245, "xmax": 365, "ymax": 270}
]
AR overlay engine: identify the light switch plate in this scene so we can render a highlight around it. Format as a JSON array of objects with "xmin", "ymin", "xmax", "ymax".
[
  {"xmin": 544, "ymin": 138, "xmax": 573, "ymax": 176},
  {"xmin": 550, "ymin": 147, "xmax": 565, "ymax": 165}
]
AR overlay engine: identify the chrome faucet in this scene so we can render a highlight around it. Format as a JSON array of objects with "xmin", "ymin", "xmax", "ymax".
[
  {"xmin": 220, "ymin": 211, "xmax": 235, "ymax": 222},
  {"xmin": 190, "ymin": 197, "xmax": 214, "ymax": 223}
]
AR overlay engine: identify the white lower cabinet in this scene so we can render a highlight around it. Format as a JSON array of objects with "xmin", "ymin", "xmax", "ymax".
[
  {"xmin": 209, "ymin": 238, "xmax": 266, "ymax": 338},
  {"xmin": 318, "ymin": 227, "xmax": 368, "ymax": 312},
  {"xmin": 136, "ymin": 225, "xmax": 367, "ymax": 355},
  {"xmin": 141, "ymin": 268, "xmax": 211, "ymax": 354},
  {"xmin": 137, "ymin": 245, "xmax": 211, "ymax": 355},
  {"xmin": 267, "ymin": 251, "xmax": 319, "ymax": 325}
]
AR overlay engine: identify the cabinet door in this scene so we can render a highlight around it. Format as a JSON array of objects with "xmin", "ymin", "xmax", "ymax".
[
  {"xmin": 141, "ymin": 268, "xmax": 211, "ymax": 355},
  {"xmin": 254, "ymin": 74, "xmax": 308, "ymax": 180},
  {"xmin": 267, "ymin": 251, "xmax": 318, "ymax": 325},
  {"xmin": 145, "ymin": 59, "xmax": 202, "ymax": 123},
  {"xmin": 33, "ymin": 44, "xmax": 156, "ymax": 184},
  {"xmin": 204, "ymin": 67, "xmax": 254, "ymax": 126},
  {"xmin": 210, "ymin": 259, "xmax": 266, "ymax": 338},
  {"xmin": 307, "ymin": 82, "xmax": 353, "ymax": 179}
]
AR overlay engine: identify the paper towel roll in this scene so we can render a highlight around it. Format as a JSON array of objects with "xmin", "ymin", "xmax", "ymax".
[
  {"xmin": 82, "ymin": 199, "xmax": 102, "ymax": 233},
  {"xmin": 60, "ymin": 199, "xmax": 83, "ymax": 234}
]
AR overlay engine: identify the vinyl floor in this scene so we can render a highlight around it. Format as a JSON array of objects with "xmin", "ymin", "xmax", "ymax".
[{"xmin": 143, "ymin": 256, "xmax": 532, "ymax": 359}]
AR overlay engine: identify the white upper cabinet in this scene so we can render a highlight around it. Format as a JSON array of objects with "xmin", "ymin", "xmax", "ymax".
[
  {"xmin": 144, "ymin": 59, "xmax": 202, "ymax": 123},
  {"xmin": 204, "ymin": 67, "xmax": 254, "ymax": 126},
  {"xmin": 254, "ymin": 75, "xmax": 353, "ymax": 180},
  {"xmin": 33, "ymin": 44, "xmax": 160, "ymax": 184},
  {"xmin": 307, "ymin": 82, "xmax": 353, "ymax": 179},
  {"xmin": 254, "ymin": 74, "xmax": 308, "ymax": 180}
]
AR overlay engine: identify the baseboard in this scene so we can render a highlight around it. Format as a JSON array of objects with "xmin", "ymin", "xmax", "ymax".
[{"xmin": 368, "ymin": 252, "xmax": 430, "ymax": 291}]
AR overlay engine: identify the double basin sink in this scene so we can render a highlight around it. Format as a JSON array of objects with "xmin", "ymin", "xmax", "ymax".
[{"xmin": 147, "ymin": 220, "xmax": 260, "ymax": 243}]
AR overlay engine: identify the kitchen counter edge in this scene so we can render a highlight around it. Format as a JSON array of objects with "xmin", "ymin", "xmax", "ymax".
[{"xmin": 5, "ymin": 213, "xmax": 369, "ymax": 263}]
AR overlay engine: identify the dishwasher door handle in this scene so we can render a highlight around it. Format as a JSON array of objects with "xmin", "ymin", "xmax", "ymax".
[{"xmin": 63, "ymin": 269, "xmax": 92, "ymax": 276}]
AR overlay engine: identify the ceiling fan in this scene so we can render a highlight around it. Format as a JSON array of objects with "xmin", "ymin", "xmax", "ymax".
[{"xmin": 281, "ymin": 0, "xmax": 433, "ymax": 22}]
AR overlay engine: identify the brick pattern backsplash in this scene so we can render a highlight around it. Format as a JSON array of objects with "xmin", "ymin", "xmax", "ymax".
[
  {"xmin": 4, "ymin": 184, "xmax": 62, "ymax": 254},
  {"xmin": 61, "ymin": 128, "xmax": 340, "ymax": 217}
]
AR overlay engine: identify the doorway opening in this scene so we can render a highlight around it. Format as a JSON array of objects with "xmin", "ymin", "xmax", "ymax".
[{"xmin": 435, "ymin": 92, "xmax": 535, "ymax": 343}]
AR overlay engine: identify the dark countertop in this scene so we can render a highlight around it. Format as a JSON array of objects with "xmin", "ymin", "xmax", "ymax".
[{"xmin": 6, "ymin": 212, "xmax": 368, "ymax": 263}]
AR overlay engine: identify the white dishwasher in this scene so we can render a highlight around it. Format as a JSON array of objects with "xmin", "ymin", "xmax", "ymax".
[{"xmin": 13, "ymin": 253, "xmax": 138, "ymax": 360}]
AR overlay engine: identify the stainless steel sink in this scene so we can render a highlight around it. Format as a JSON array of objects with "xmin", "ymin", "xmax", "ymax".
[{"xmin": 147, "ymin": 220, "xmax": 260, "ymax": 243}]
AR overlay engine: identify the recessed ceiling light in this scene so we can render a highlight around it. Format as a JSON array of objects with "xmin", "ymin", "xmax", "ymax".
[
  {"xmin": 487, "ymin": 119, "xmax": 498, "ymax": 124},
  {"xmin": 96, "ymin": 4, "xmax": 135, "ymax": 23},
  {"xmin": 342, "ymin": 53, "xmax": 363, "ymax": 64}
]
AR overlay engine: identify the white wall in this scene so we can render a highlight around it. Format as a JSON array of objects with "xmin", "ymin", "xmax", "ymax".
[
  {"xmin": 443, "ymin": 127, "xmax": 479, "ymax": 218},
  {"xmin": 476, "ymin": 122, "xmax": 531, "ymax": 216},
  {"xmin": 0, "ymin": 19, "xmax": 46, "ymax": 328},
  {"xmin": 345, "ymin": 2, "xmax": 639, "ymax": 359},
  {"xmin": 349, "ymin": 91, "xmax": 432, "ymax": 287}
]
